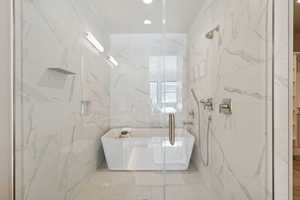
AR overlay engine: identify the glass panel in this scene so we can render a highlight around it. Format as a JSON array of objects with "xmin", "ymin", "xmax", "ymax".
[
  {"xmin": 14, "ymin": 0, "xmax": 274, "ymax": 200},
  {"xmin": 162, "ymin": 0, "xmax": 273, "ymax": 199},
  {"xmin": 15, "ymin": 0, "xmax": 167, "ymax": 199}
]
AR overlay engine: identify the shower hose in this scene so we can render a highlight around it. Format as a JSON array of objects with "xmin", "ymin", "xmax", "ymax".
[{"xmin": 196, "ymin": 103, "xmax": 211, "ymax": 167}]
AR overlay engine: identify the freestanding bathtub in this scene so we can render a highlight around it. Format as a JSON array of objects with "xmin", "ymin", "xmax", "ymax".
[{"xmin": 101, "ymin": 128, "xmax": 194, "ymax": 171}]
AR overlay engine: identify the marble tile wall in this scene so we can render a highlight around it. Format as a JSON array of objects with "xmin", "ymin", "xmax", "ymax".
[
  {"xmin": 110, "ymin": 33, "xmax": 187, "ymax": 128},
  {"xmin": 14, "ymin": 0, "xmax": 280, "ymax": 199},
  {"xmin": 15, "ymin": 0, "xmax": 111, "ymax": 199},
  {"xmin": 186, "ymin": 0, "xmax": 273, "ymax": 199}
]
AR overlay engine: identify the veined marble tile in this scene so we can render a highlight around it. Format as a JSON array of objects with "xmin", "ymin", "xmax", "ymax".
[
  {"xmin": 15, "ymin": 0, "xmax": 275, "ymax": 199},
  {"xmin": 187, "ymin": 0, "xmax": 273, "ymax": 199},
  {"xmin": 15, "ymin": 0, "xmax": 111, "ymax": 199}
]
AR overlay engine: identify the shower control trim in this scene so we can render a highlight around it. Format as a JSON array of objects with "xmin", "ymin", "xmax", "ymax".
[
  {"xmin": 183, "ymin": 121, "xmax": 194, "ymax": 126},
  {"xmin": 200, "ymin": 98, "xmax": 214, "ymax": 111},
  {"xmin": 219, "ymin": 98, "xmax": 232, "ymax": 115}
]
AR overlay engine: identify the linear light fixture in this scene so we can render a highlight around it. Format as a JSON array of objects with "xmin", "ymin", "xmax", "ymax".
[
  {"xmin": 85, "ymin": 32, "xmax": 104, "ymax": 53},
  {"xmin": 106, "ymin": 56, "xmax": 119, "ymax": 67}
]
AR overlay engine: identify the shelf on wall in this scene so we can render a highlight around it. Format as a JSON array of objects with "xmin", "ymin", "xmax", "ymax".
[{"xmin": 47, "ymin": 67, "xmax": 76, "ymax": 75}]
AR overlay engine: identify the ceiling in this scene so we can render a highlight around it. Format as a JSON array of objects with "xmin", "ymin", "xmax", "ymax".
[
  {"xmin": 93, "ymin": 0, "xmax": 203, "ymax": 33},
  {"xmin": 295, "ymin": 1, "xmax": 300, "ymax": 33}
]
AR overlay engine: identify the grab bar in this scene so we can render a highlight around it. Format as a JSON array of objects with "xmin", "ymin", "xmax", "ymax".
[{"xmin": 169, "ymin": 113, "xmax": 175, "ymax": 145}]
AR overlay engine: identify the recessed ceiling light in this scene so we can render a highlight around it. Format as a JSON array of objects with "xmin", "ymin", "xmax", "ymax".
[
  {"xmin": 162, "ymin": 19, "xmax": 166, "ymax": 24},
  {"xmin": 143, "ymin": 0, "xmax": 153, "ymax": 4},
  {"xmin": 144, "ymin": 19, "xmax": 152, "ymax": 25}
]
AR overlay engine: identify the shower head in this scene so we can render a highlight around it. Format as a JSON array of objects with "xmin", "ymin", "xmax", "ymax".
[
  {"xmin": 205, "ymin": 31, "xmax": 214, "ymax": 39},
  {"xmin": 205, "ymin": 25, "xmax": 220, "ymax": 39},
  {"xmin": 191, "ymin": 88, "xmax": 199, "ymax": 103}
]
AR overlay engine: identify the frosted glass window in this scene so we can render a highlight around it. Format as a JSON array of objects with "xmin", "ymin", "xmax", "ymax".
[
  {"xmin": 161, "ymin": 82, "xmax": 177, "ymax": 103},
  {"xmin": 150, "ymin": 82, "xmax": 158, "ymax": 104},
  {"xmin": 149, "ymin": 56, "xmax": 177, "ymax": 81},
  {"xmin": 149, "ymin": 56, "xmax": 181, "ymax": 112}
]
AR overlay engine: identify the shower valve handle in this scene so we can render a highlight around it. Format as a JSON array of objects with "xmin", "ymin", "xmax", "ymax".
[{"xmin": 200, "ymin": 98, "xmax": 214, "ymax": 111}]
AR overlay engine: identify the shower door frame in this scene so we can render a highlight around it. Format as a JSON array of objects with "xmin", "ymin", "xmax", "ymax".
[
  {"xmin": 0, "ymin": 0, "xmax": 14, "ymax": 199},
  {"xmin": 288, "ymin": 0, "xmax": 295, "ymax": 199},
  {"xmin": 272, "ymin": 0, "xmax": 293, "ymax": 199}
]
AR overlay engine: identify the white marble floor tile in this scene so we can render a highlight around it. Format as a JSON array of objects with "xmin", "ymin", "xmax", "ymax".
[
  {"xmin": 165, "ymin": 184, "xmax": 212, "ymax": 200},
  {"xmin": 70, "ymin": 165, "xmax": 214, "ymax": 200}
]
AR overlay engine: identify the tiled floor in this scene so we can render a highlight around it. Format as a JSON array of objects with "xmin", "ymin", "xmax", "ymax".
[
  {"xmin": 70, "ymin": 166, "xmax": 215, "ymax": 200},
  {"xmin": 294, "ymin": 160, "xmax": 300, "ymax": 200}
]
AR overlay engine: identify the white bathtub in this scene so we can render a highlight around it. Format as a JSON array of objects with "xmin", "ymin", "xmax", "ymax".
[{"xmin": 101, "ymin": 128, "xmax": 194, "ymax": 171}]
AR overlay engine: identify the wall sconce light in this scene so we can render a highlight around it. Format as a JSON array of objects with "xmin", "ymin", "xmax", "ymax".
[
  {"xmin": 106, "ymin": 56, "xmax": 119, "ymax": 68},
  {"xmin": 85, "ymin": 32, "xmax": 104, "ymax": 53}
]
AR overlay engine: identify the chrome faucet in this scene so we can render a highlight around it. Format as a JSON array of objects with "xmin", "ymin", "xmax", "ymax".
[{"xmin": 219, "ymin": 98, "xmax": 232, "ymax": 115}]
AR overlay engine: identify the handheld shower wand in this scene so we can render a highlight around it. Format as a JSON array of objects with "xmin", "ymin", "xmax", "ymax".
[
  {"xmin": 191, "ymin": 88, "xmax": 200, "ymax": 104},
  {"xmin": 190, "ymin": 88, "xmax": 210, "ymax": 167}
]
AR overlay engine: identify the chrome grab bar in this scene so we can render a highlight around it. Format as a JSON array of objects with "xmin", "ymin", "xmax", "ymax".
[{"xmin": 169, "ymin": 113, "xmax": 175, "ymax": 145}]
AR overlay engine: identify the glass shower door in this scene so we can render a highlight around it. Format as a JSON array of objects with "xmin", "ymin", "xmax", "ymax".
[
  {"xmin": 14, "ymin": 0, "xmax": 274, "ymax": 199},
  {"xmin": 161, "ymin": 0, "xmax": 273, "ymax": 199},
  {"xmin": 163, "ymin": 0, "xmax": 273, "ymax": 200},
  {"xmin": 15, "ymin": 0, "xmax": 169, "ymax": 199}
]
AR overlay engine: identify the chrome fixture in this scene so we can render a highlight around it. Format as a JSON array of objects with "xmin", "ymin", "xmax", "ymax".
[
  {"xmin": 200, "ymin": 98, "xmax": 214, "ymax": 111},
  {"xmin": 191, "ymin": 88, "xmax": 200, "ymax": 103},
  {"xmin": 190, "ymin": 88, "xmax": 210, "ymax": 167},
  {"xmin": 219, "ymin": 98, "xmax": 232, "ymax": 115},
  {"xmin": 80, "ymin": 100, "xmax": 90, "ymax": 115},
  {"xmin": 169, "ymin": 113, "xmax": 175, "ymax": 146},
  {"xmin": 183, "ymin": 121, "xmax": 194, "ymax": 126},
  {"xmin": 188, "ymin": 110, "xmax": 195, "ymax": 119},
  {"xmin": 205, "ymin": 25, "xmax": 220, "ymax": 39},
  {"xmin": 191, "ymin": 89, "xmax": 213, "ymax": 111},
  {"xmin": 202, "ymin": 115, "xmax": 212, "ymax": 166}
]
